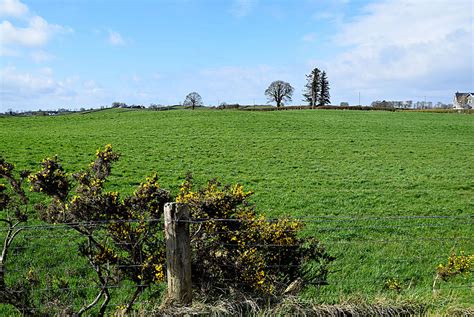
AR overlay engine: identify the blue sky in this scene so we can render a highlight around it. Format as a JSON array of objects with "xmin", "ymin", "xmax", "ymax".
[{"xmin": 1, "ymin": 0, "xmax": 473, "ymax": 111}]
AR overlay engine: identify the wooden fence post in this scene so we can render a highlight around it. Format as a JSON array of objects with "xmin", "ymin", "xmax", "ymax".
[{"xmin": 164, "ymin": 202, "xmax": 192, "ymax": 306}]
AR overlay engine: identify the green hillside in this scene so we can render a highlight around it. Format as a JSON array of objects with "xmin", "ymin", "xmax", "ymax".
[{"xmin": 1, "ymin": 108, "xmax": 472, "ymax": 314}]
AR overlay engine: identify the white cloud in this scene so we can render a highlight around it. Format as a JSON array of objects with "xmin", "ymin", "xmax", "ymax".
[
  {"xmin": 104, "ymin": 66, "xmax": 295, "ymax": 107},
  {"xmin": 0, "ymin": 0, "xmax": 28, "ymax": 18},
  {"xmin": 0, "ymin": 17, "xmax": 64, "ymax": 47},
  {"xmin": 0, "ymin": 64, "xmax": 298, "ymax": 110},
  {"xmin": 108, "ymin": 30, "xmax": 125, "ymax": 46},
  {"xmin": 0, "ymin": 45, "xmax": 18, "ymax": 56},
  {"xmin": 83, "ymin": 80, "xmax": 104, "ymax": 95},
  {"xmin": 337, "ymin": 0, "xmax": 471, "ymax": 47},
  {"xmin": 1, "ymin": 66, "xmax": 62, "ymax": 98},
  {"xmin": 195, "ymin": 65, "xmax": 294, "ymax": 104},
  {"xmin": 0, "ymin": 66, "xmax": 111, "ymax": 111},
  {"xmin": 322, "ymin": 0, "xmax": 473, "ymax": 103},
  {"xmin": 231, "ymin": 0, "xmax": 257, "ymax": 17},
  {"xmin": 0, "ymin": 0, "xmax": 71, "ymax": 58}
]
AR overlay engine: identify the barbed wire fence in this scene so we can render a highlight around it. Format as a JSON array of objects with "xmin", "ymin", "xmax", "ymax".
[{"xmin": 1, "ymin": 204, "xmax": 473, "ymax": 315}]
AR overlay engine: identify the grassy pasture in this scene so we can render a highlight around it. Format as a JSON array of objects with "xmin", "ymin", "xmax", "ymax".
[{"xmin": 0, "ymin": 108, "xmax": 473, "ymax": 313}]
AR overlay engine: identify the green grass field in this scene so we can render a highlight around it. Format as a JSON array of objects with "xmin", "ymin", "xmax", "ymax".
[{"xmin": 1, "ymin": 108, "xmax": 473, "ymax": 314}]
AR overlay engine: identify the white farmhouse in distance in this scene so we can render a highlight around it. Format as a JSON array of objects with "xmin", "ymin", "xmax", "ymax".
[{"xmin": 453, "ymin": 92, "xmax": 474, "ymax": 109}]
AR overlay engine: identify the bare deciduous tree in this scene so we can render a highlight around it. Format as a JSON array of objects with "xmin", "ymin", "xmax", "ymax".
[
  {"xmin": 183, "ymin": 92, "xmax": 203, "ymax": 110},
  {"xmin": 265, "ymin": 81, "xmax": 294, "ymax": 108}
]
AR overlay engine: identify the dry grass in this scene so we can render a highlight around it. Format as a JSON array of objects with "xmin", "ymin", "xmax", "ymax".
[
  {"xmin": 144, "ymin": 294, "xmax": 431, "ymax": 316},
  {"xmin": 446, "ymin": 307, "xmax": 474, "ymax": 317}
]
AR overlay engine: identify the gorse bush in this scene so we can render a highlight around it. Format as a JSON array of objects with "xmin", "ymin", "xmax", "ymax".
[
  {"xmin": 0, "ymin": 158, "xmax": 37, "ymax": 315},
  {"xmin": 30, "ymin": 145, "xmax": 170, "ymax": 315},
  {"xmin": 177, "ymin": 175, "xmax": 334, "ymax": 296},
  {"xmin": 384, "ymin": 277, "xmax": 402, "ymax": 292},
  {"xmin": 1, "ymin": 145, "xmax": 333, "ymax": 315},
  {"xmin": 436, "ymin": 252, "xmax": 474, "ymax": 281},
  {"xmin": 432, "ymin": 251, "xmax": 473, "ymax": 292}
]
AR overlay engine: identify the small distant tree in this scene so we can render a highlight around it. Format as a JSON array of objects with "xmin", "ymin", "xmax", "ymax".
[
  {"xmin": 111, "ymin": 102, "xmax": 127, "ymax": 108},
  {"xmin": 149, "ymin": 103, "xmax": 163, "ymax": 109},
  {"xmin": 265, "ymin": 80, "xmax": 294, "ymax": 108},
  {"xmin": 319, "ymin": 71, "xmax": 330, "ymax": 106},
  {"xmin": 303, "ymin": 68, "xmax": 321, "ymax": 108},
  {"xmin": 183, "ymin": 92, "xmax": 203, "ymax": 110},
  {"xmin": 372, "ymin": 100, "xmax": 392, "ymax": 109}
]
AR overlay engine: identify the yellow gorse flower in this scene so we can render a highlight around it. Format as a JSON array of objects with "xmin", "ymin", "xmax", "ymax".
[{"xmin": 437, "ymin": 251, "xmax": 474, "ymax": 281}]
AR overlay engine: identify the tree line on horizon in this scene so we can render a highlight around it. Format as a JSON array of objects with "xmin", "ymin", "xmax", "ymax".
[
  {"xmin": 264, "ymin": 67, "xmax": 330, "ymax": 109},
  {"xmin": 182, "ymin": 67, "xmax": 331, "ymax": 109},
  {"xmin": 3, "ymin": 65, "xmax": 465, "ymax": 114},
  {"xmin": 3, "ymin": 67, "xmax": 331, "ymax": 114}
]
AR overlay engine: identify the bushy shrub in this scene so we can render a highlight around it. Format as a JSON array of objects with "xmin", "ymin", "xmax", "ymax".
[
  {"xmin": 436, "ymin": 251, "xmax": 474, "ymax": 281},
  {"xmin": 0, "ymin": 158, "xmax": 36, "ymax": 315},
  {"xmin": 177, "ymin": 175, "xmax": 334, "ymax": 297},
  {"xmin": 30, "ymin": 145, "xmax": 170, "ymax": 314},
  {"xmin": 23, "ymin": 145, "xmax": 333, "ymax": 313}
]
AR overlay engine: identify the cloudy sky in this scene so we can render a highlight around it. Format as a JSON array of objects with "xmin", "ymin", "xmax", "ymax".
[{"xmin": 0, "ymin": 0, "xmax": 472, "ymax": 111}]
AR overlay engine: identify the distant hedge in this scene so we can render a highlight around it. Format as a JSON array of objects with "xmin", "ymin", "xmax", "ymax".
[{"xmin": 240, "ymin": 105, "xmax": 396, "ymax": 111}]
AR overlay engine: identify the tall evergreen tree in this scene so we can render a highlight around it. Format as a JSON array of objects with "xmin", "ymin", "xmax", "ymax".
[
  {"xmin": 302, "ymin": 68, "xmax": 321, "ymax": 108},
  {"xmin": 319, "ymin": 71, "xmax": 330, "ymax": 106}
]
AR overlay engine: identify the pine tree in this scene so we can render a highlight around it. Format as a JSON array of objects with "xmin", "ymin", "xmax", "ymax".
[
  {"xmin": 302, "ymin": 68, "xmax": 321, "ymax": 108},
  {"xmin": 319, "ymin": 71, "xmax": 330, "ymax": 106}
]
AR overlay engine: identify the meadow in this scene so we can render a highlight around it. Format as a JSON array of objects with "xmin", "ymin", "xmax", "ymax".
[{"xmin": 0, "ymin": 108, "xmax": 472, "ymax": 314}]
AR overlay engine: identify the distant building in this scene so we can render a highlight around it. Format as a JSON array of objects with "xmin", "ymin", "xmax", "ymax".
[{"xmin": 453, "ymin": 92, "xmax": 474, "ymax": 109}]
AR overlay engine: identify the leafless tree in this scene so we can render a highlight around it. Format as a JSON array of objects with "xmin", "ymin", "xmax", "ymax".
[
  {"xmin": 265, "ymin": 81, "xmax": 294, "ymax": 108},
  {"xmin": 183, "ymin": 92, "xmax": 203, "ymax": 110}
]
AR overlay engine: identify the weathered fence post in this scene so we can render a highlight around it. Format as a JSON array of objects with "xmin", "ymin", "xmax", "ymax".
[{"xmin": 164, "ymin": 202, "xmax": 192, "ymax": 306}]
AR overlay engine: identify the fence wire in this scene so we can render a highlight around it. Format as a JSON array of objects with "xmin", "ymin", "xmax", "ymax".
[
  {"xmin": 0, "ymin": 214, "xmax": 472, "ymax": 315},
  {"xmin": 1, "ymin": 214, "xmax": 472, "ymax": 232}
]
